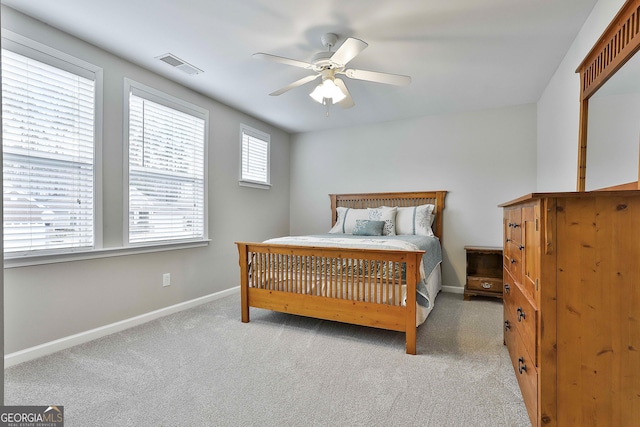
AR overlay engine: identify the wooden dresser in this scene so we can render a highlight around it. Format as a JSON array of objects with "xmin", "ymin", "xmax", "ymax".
[{"xmin": 500, "ymin": 191, "xmax": 640, "ymax": 426}]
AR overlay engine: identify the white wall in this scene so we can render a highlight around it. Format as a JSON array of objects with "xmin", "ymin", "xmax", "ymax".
[
  {"xmin": 2, "ymin": 7, "xmax": 291, "ymax": 354},
  {"xmin": 290, "ymin": 104, "xmax": 537, "ymax": 290},
  {"xmin": 537, "ymin": 0, "xmax": 627, "ymax": 191}
]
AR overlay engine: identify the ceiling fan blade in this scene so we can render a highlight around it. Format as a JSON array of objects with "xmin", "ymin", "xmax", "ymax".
[
  {"xmin": 269, "ymin": 74, "xmax": 320, "ymax": 96},
  {"xmin": 344, "ymin": 68, "xmax": 411, "ymax": 86},
  {"xmin": 253, "ymin": 53, "xmax": 313, "ymax": 69},
  {"xmin": 330, "ymin": 37, "xmax": 368, "ymax": 66},
  {"xmin": 334, "ymin": 78, "xmax": 354, "ymax": 109}
]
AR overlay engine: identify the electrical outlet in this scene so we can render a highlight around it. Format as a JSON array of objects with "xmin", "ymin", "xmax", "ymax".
[{"xmin": 162, "ymin": 273, "xmax": 171, "ymax": 287}]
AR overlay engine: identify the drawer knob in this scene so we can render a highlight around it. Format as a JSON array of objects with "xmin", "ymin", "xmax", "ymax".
[
  {"xmin": 518, "ymin": 357, "xmax": 527, "ymax": 374},
  {"xmin": 481, "ymin": 282, "xmax": 492, "ymax": 289},
  {"xmin": 510, "ymin": 258, "xmax": 516, "ymax": 264},
  {"xmin": 504, "ymin": 320, "xmax": 511, "ymax": 331},
  {"xmin": 506, "ymin": 238, "xmax": 511, "ymax": 243},
  {"xmin": 512, "ymin": 223, "xmax": 520, "ymax": 229},
  {"xmin": 517, "ymin": 307, "xmax": 526, "ymax": 321},
  {"xmin": 519, "ymin": 245, "xmax": 524, "ymax": 250},
  {"xmin": 504, "ymin": 283, "xmax": 510, "ymax": 294}
]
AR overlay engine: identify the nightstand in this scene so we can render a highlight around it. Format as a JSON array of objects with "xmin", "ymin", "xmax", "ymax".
[{"xmin": 463, "ymin": 246, "xmax": 503, "ymax": 300}]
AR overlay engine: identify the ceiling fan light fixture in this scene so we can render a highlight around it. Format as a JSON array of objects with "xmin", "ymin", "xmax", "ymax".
[
  {"xmin": 309, "ymin": 78, "xmax": 346, "ymax": 104},
  {"xmin": 256, "ymin": 34, "xmax": 408, "ymax": 109}
]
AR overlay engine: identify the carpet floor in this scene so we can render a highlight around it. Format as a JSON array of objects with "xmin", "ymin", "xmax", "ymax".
[{"xmin": 5, "ymin": 292, "xmax": 530, "ymax": 426}]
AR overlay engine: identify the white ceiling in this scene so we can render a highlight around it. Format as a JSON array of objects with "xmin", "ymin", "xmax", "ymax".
[{"xmin": 2, "ymin": 0, "xmax": 598, "ymax": 134}]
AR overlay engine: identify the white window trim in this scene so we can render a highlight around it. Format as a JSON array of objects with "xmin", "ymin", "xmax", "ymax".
[
  {"xmin": 239, "ymin": 124, "xmax": 271, "ymax": 189},
  {"xmin": 3, "ymin": 239, "xmax": 211, "ymax": 269},
  {"xmin": 123, "ymin": 78, "xmax": 209, "ymax": 247},
  {"xmin": 2, "ymin": 30, "xmax": 104, "ymax": 259}
]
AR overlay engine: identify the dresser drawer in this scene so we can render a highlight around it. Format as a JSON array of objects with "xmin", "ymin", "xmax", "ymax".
[
  {"xmin": 503, "ymin": 293, "xmax": 516, "ymax": 349},
  {"xmin": 505, "ymin": 209, "xmax": 522, "ymax": 245},
  {"xmin": 502, "ymin": 269, "xmax": 516, "ymax": 347},
  {"xmin": 503, "ymin": 272, "xmax": 537, "ymax": 365},
  {"xmin": 504, "ymin": 247, "xmax": 523, "ymax": 285},
  {"xmin": 509, "ymin": 327, "xmax": 538, "ymax": 426},
  {"xmin": 466, "ymin": 276, "xmax": 503, "ymax": 294},
  {"xmin": 504, "ymin": 241, "xmax": 522, "ymax": 266}
]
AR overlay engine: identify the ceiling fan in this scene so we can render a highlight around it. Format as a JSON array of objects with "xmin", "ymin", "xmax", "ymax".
[{"xmin": 253, "ymin": 33, "xmax": 411, "ymax": 109}]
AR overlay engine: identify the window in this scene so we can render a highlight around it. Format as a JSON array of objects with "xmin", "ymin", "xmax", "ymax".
[
  {"xmin": 2, "ymin": 36, "xmax": 101, "ymax": 257},
  {"xmin": 240, "ymin": 124, "xmax": 270, "ymax": 189},
  {"xmin": 125, "ymin": 79, "xmax": 208, "ymax": 245}
]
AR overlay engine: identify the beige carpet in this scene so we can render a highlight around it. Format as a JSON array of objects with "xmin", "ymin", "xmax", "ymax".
[{"xmin": 4, "ymin": 292, "xmax": 530, "ymax": 426}]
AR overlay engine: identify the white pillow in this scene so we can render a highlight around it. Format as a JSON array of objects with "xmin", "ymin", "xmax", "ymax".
[
  {"xmin": 391, "ymin": 204, "xmax": 435, "ymax": 236},
  {"xmin": 367, "ymin": 207, "xmax": 397, "ymax": 236},
  {"xmin": 329, "ymin": 207, "xmax": 369, "ymax": 234}
]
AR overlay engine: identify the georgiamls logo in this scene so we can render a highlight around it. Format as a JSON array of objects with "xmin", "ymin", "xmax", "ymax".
[{"xmin": 0, "ymin": 405, "xmax": 64, "ymax": 426}]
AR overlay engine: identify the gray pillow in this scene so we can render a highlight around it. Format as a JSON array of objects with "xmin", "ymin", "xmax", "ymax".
[{"xmin": 352, "ymin": 219, "xmax": 385, "ymax": 236}]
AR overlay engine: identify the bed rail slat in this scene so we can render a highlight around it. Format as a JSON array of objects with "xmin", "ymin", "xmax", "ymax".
[{"xmin": 239, "ymin": 244, "xmax": 423, "ymax": 304}]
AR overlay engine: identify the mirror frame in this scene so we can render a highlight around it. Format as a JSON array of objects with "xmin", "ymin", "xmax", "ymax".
[{"xmin": 576, "ymin": 0, "xmax": 640, "ymax": 191}]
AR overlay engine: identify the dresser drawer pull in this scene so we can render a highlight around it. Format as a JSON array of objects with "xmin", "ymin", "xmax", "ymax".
[
  {"xmin": 518, "ymin": 245, "xmax": 524, "ymax": 250},
  {"xmin": 518, "ymin": 357, "xmax": 527, "ymax": 374},
  {"xmin": 506, "ymin": 238, "xmax": 511, "ymax": 243},
  {"xmin": 510, "ymin": 258, "xmax": 517, "ymax": 264},
  {"xmin": 512, "ymin": 223, "xmax": 520, "ymax": 229},
  {"xmin": 504, "ymin": 320, "xmax": 511, "ymax": 331},
  {"xmin": 504, "ymin": 283, "xmax": 510, "ymax": 294},
  {"xmin": 517, "ymin": 307, "xmax": 526, "ymax": 321},
  {"xmin": 481, "ymin": 282, "xmax": 493, "ymax": 289}
]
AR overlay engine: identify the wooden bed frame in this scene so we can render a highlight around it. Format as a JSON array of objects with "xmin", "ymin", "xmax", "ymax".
[{"xmin": 236, "ymin": 191, "xmax": 447, "ymax": 354}]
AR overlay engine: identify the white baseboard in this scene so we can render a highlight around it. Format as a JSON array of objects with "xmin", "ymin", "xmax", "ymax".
[
  {"xmin": 5, "ymin": 286, "xmax": 240, "ymax": 368},
  {"xmin": 441, "ymin": 285, "xmax": 464, "ymax": 294}
]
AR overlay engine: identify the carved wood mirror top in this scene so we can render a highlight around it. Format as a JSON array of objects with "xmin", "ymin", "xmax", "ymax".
[{"xmin": 576, "ymin": 0, "xmax": 640, "ymax": 191}]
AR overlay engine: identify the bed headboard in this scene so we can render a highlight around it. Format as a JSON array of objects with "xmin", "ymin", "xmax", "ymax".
[{"xmin": 329, "ymin": 191, "xmax": 447, "ymax": 241}]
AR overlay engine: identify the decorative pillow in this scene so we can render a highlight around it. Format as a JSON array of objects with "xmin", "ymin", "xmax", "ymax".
[
  {"xmin": 391, "ymin": 204, "xmax": 435, "ymax": 236},
  {"xmin": 367, "ymin": 207, "xmax": 397, "ymax": 236},
  {"xmin": 329, "ymin": 207, "xmax": 369, "ymax": 234},
  {"xmin": 352, "ymin": 220, "xmax": 385, "ymax": 236}
]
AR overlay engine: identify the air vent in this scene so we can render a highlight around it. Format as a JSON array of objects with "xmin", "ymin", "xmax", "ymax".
[{"xmin": 156, "ymin": 53, "xmax": 203, "ymax": 75}]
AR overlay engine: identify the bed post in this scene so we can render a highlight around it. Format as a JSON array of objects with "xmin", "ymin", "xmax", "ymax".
[
  {"xmin": 405, "ymin": 253, "xmax": 420, "ymax": 355},
  {"xmin": 237, "ymin": 243, "xmax": 250, "ymax": 323},
  {"xmin": 329, "ymin": 194, "xmax": 338, "ymax": 227},
  {"xmin": 434, "ymin": 191, "xmax": 446, "ymax": 241}
]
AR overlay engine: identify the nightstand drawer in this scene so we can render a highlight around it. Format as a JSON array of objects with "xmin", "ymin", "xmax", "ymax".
[{"xmin": 466, "ymin": 276, "xmax": 503, "ymax": 294}]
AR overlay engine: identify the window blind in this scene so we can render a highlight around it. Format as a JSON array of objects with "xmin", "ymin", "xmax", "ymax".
[
  {"xmin": 128, "ymin": 93, "xmax": 205, "ymax": 244},
  {"xmin": 2, "ymin": 48, "xmax": 95, "ymax": 255},
  {"xmin": 241, "ymin": 127, "xmax": 269, "ymax": 185}
]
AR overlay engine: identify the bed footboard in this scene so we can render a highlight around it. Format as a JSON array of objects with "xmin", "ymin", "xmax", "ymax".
[{"xmin": 236, "ymin": 242, "xmax": 424, "ymax": 354}]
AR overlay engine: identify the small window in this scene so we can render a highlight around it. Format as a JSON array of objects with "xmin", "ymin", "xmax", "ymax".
[
  {"xmin": 240, "ymin": 124, "xmax": 270, "ymax": 189},
  {"xmin": 2, "ymin": 36, "xmax": 101, "ymax": 257},
  {"xmin": 125, "ymin": 79, "xmax": 208, "ymax": 245}
]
